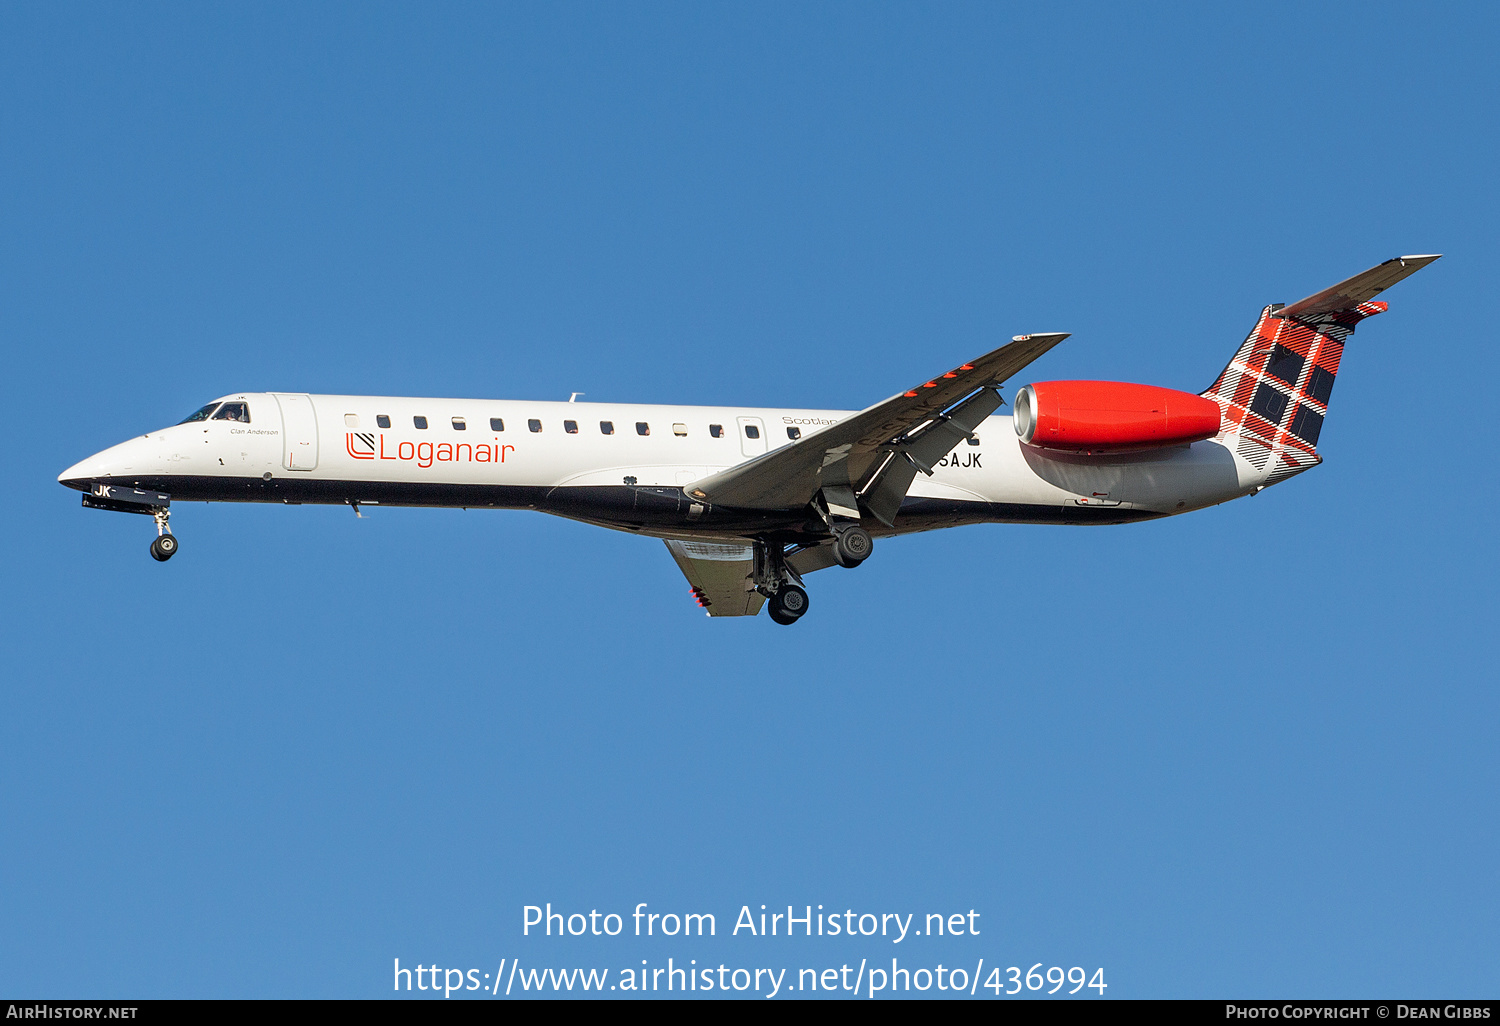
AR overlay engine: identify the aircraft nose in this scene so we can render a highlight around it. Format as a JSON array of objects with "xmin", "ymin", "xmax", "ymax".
[
  {"xmin": 58, "ymin": 435, "xmax": 156, "ymax": 491},
  {"xmin": 58, "ymin": 451, "xmax": 111, "ymax": 490}
]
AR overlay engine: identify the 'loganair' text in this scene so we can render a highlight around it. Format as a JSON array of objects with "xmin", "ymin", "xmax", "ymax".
[{"xmin": 346, "ymin": 433, "xmax": 515, "ymax": 468}]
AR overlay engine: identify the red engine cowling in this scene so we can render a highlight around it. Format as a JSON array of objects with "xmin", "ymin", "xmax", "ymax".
[{"xmin": 1013, "ymin": 381, "xmax": 1223, "ymax": 453}]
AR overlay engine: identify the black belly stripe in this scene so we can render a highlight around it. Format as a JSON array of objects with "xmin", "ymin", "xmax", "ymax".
[{"xmin": 59, "ymin": 474, "xmax": 1160, "ymax": 537}]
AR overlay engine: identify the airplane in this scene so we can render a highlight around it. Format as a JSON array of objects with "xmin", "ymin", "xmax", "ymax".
[{"xmin": 59, "ymin": 256, "xmax": 1438, "ymax": 625}]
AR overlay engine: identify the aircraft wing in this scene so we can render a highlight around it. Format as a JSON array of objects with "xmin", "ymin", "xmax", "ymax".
[
  {"xmin": 685, "ymin": 333, "xmax": 1069, "ymax": 521},
  {"xmin": 664, "ymin": 539, "xmax": 765, "ymax": 617},
  {"xmin": 664, "ymin": 538, "xmax": 843, "ymax": 616},
  {"xmin": 1276, "ymin": 254, "xmax": 1441, "ymax": 320}
]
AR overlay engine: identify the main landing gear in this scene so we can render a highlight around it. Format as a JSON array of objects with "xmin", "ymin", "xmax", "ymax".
[
  {"xmin": 768, "ymin": 584, "xmax": 808, "ymax": 626},
  {"xmin": 833, "ymin": 525, "xmax": 873, "ymax": 568},
  {"xmin": 754, "ymin": 514, "xmax": 877, "ymax": 626},
  {"xmin": 148, "ymin": 507, "xmax": 178, "ymax": 562},
  {"xmin": 754, "ymin": 541, "xmax": 809, "ymax": 627},
  {"xmin": 816, "ymin": 486, "xmax": 874, "ymax": 569}
]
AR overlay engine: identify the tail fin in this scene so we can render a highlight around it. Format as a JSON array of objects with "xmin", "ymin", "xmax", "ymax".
[{"xmin": 1202, "ymin": 255, "xmax": 1440, "ymax": 484}]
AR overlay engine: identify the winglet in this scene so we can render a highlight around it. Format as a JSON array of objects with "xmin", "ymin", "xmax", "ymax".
[
  {"xmin": 1275, "ymin": 254, "xmax": 1441, "ymax": 320},
  {"xmin": 1011, "ymin": 332, "xmax": 1070, "ymax": 347},
  {"xmin": 992, "ymin": 333, "xmax": 1069, "ymax": 385}
]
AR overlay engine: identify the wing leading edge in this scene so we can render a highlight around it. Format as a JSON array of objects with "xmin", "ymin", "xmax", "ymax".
[{"xmin": 686, "ymin": 332, "xmax": 1069, "ymax": 521}]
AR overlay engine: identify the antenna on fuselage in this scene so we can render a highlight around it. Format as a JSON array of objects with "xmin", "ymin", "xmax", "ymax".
[{"xmin": 568, "ymin": 392, "xmax": 584, "ymax": 403}]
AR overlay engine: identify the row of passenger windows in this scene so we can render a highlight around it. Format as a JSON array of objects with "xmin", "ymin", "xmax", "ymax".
[
  {"xmin": 181, "ymin": 403, "xmax": 981, "ymax": 445},
  {"xmin": 355, "ymin": 414, "xmax": 824, "ymax": 440}
]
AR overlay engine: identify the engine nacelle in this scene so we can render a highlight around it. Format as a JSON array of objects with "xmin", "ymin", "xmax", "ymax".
[{"xmin": 1013, "ymin": 381, "xmax": 1223, "ymax": 453}]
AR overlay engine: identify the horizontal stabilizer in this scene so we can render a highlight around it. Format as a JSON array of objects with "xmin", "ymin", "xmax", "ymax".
[{"xmin": 1276, "ymin": 254, "xmax": 1441, "ymax": 320}]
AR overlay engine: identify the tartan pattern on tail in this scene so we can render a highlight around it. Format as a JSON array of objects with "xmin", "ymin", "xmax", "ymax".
[{"xmin": 1202, "ymin": 300, "xmax": 1386, "ymax": 479}]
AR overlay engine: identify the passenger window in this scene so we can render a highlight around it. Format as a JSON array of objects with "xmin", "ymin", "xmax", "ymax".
[
  {"xmin": 600, "ymin": 421, "xmax": 615, "ymax": 435},
  {"xmin": 967, "ymin": 433, "xmax": 981, "ymax": 446},
  {"xmin": 672, "ymin": 423, "xmax": 687, "ymax": 437},
  {"xmin": 528, "ymin": 419, "xmax": 542, "ymax": 433},
  {"xmin": 490, "ymin": 418, "xmax": 504, "ymax": 432},
  {"xmin": 452, "ymin": 417, "xmax": 466, "ymax": 431},
  {"xmin": 709, "ymin": 424, "xmax": 724, "ymax": 438},
  {"xmin": 180, "ymin": 403, "xmax": 220, "ymax": 424},
  {"xmin": 786, "ymin": 426, "xmax": 801, "ymax": 440},
  {"xmin": 414, "ymin": 416, "xmax": 428, "ymax": 429},
  {"xmin": 377, "ymin": 415, "xmax": 391, "ymax": 429},
  {"xmin": 212, "ymin": 402, "xmax": 251, "ymax": 423},
  {"xmin": 636, "ymin": 422, "xmax": 650, "ymax": 436},
  {"xmin": 744, "ymin": 424, "xmax": 760, "ymax": 439},
  {"xmin": 564, "ymin": 420, "xmax": 578, "ymax": 434},
  {"xmin": 344, "ymin": 413, "xmax": 360, "ymax": 428}
]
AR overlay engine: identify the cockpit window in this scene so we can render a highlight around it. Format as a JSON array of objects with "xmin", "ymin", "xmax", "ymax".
[
  {"xmin": 180, "ymin": 403, "xmax": 221, "ymax": 424},
  {"xmin": 212, "ymin": 402, "xmax": 250, "ymax": 423}
]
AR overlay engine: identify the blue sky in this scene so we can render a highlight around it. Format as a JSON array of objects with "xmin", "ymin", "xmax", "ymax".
[{"xmin": 2, "ymin": 1, "xmax": 1496, "ymax": 999}]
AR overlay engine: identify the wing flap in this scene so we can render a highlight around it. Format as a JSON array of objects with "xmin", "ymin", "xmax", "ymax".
[
  {"xmin": 786, "ymin": 542, "xmax": 841, "ymax": 575},
  {"xmin": 860, "ymin": 384, "xmax": 1004, "ymax": 526}
]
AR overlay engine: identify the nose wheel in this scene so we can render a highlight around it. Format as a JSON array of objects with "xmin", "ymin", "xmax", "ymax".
[{"xmin": 149, "ymin": 507, "xmax": 178, "ymax": 562}]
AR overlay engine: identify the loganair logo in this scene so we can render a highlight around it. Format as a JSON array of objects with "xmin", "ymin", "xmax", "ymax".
[
  {"xmin": 345, "ymin": 433, "xmax": 515, "ymax": 468},
  {"xmin": 347, "ymin": 432, "xmax": 377, "ymax": 459}
]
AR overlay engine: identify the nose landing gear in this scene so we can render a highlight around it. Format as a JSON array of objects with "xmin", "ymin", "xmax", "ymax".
[
  {"xmin": 149, "ymin": 508, "xmax": 178, "ymax": 562},
  {"xmin": 77, "ymin": 485, "xmax": 179, "ymax": 562}
]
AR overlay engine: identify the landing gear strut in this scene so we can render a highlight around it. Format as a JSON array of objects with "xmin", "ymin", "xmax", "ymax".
[
  {"xmin": 754, "ymin": 540, "xmax": 809, "ymax": 626},
  {"xmin": 149, "ymin": 507, "xmax": 178, "ymax": 562}
]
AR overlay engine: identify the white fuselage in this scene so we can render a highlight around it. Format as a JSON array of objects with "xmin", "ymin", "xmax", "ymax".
[{"xmin": 59, "ymin": 391, "xmax": 1267, "ymax": 542}]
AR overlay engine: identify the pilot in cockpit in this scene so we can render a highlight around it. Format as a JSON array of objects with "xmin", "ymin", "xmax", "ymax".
[{"xmin": 212, "ymin": 402, "xmax": 250, "ymax": 424}]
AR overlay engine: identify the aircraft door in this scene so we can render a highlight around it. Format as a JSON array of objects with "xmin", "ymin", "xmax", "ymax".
[
  {"xmin": 737, "ymin": 416, "xmax": 766, "ymax": 457},
  {"xmin": 273, "ymin": 393, "xmax": 319, "ymax": 471}
]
